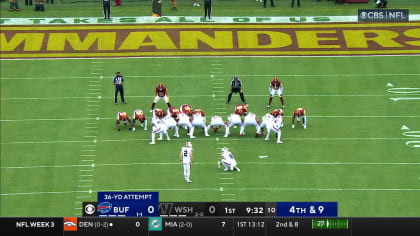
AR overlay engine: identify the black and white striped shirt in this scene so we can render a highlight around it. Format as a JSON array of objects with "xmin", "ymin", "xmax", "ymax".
[
  {"xmin": 231, "ymin": 79, "xmax": 242, "ymax": 89},
  {"xmin": 113, "ymin": 75, "xmax": 124, "ymax": 86}
]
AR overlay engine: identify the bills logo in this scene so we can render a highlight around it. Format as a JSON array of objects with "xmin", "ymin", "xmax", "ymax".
[{"xmin": 97, "ymin": 202, "xmax": 112, "ymax": 214}]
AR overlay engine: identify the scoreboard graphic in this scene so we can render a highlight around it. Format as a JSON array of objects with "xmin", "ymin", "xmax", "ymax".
[{"xmin": 3, "ymin": 192, "xmax": 420, "ymax": 235}]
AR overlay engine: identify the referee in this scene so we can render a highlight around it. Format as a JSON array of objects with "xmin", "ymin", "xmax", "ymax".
[
  {"xmin": 226, "ymin": 76, "xmax": 246, "ymax": 104},
  {"xmin": 113, "ymin": 70, "xmax": 126, "ymax": 104},
  {"xmin": 102, "ymin": 0, "xmax": 111, "ymax": 19},
  {"xmin": 204, "ymin": 0, "xmax": 212, "ymax": 19}
]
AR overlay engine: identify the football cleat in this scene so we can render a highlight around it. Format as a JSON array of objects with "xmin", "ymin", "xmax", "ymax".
[
  {"xmin": 235, "ymin": 167, "xmax": 240, "ymax": 172},
  {"xmin": 149, "ymin": 141, "xmax": 155, "ymax": 144},
  {"xmin": 277, "ymin": 141, "xmax": 283, "ymax": 144},
  {"xmin": 267, "ymin": 105, "xmax": 270, "ymax": 108},
  {"xmin": 282, "ymin": 105, "xmax": 286, "ymax": 109},
  {"xmin": 239, "ymin": 134, "xmax": 243, "ymax": 137},
  {"xmin": 292, "ymin": 124, "xmax": 295, "ymax": 128}
]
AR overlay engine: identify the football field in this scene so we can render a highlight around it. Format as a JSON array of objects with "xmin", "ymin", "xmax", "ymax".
[{"xmin": 1, "ymin": 55, "xmax": 420, "ymax": 217}]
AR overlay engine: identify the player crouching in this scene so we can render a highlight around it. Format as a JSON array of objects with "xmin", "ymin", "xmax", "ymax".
[
  {"xmin": 258, "ymin": 113, "xmax": 282, "ymax": 144},
  {"xmin": 150, "ymin": 109, "xmax": 170, "ymax": 144},
  {"xmin": 292, "ymin": 108, "xmax": 307, "ymax": 129},
  {"xmin": 178, "ymin": 112, "xmax": 194, "ymax": 138},
  {"xmin": 190, "ymin": 109, "xmax": 210, "ymax": 138},
  {"xmin": 224, "ymin": 113, "xmax": 243, "ymax": 138},
  {"xmin": 116, "ymin": 112, "xmax": 132, "ymax": 131},
  {"xmin": 131, "ymin": 109, "xmax": 147, "ymax": 131},
  {"xmin": 162, "ymin": 114, "xmax": 179, "ymax": 138},
  {"xmin": 207, "ymin": 115, "xmax": 226, "ymax": 133},
  {"xmin": 218, "ymin": 147, "xmax": 240, "ymax": 172},
  {"xmin": 240, "ymin": 112, "xmax": 262, "ymax": 137}
]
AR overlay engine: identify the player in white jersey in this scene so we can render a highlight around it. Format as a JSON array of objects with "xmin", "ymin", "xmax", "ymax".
[
  {"xmin": 190, "ymin": 113, "xmax": 210, "ymax": 137},
  {"xmin": 149, "ymin": 118, "xmax": 170, "ymax": 144},
  {"xmin": 224, "ymin": 113, "xmax": 243, "ymax": 138},
  {"xmin": 178, "ymin": 112, "xmax": 194, "ymax": 138},
  {"xmin": 263, "ymin": 117, "xmax": 282, "ymax": 144},
  {"xmin": 180, "ymin": 142, "xmax": 194, "ymax": 183},
  {"xmin": 161, "ymin": 115, "xmax": 179, "ymax": 138},
  {"xmin": 207, "ymin": 115, "xmax": 226, "ymax": 133},
  {"xmin": 218, "ymin": 147, "xmax": 240, "ymax": 172},
  {"xmin": 257, "ymin": 113, "xmax": 274, "ymax": 134},
  {"xmin": 239, "ymin": 112, "xmax": 261, "ymax": 137}
]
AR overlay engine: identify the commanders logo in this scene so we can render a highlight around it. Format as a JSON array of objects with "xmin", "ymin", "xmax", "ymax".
[{"xmin": 64, "ymin": 217, "xmax": 78, "ymax": 231}]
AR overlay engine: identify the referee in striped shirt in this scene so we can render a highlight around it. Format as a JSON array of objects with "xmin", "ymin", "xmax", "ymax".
[
  {"xmin": 113, "ymin": 70, "xmax": 126, "ymax": 104},
  {"xmin": 226, "ymin": 76, "xmax": 246, "ymax": 104}
]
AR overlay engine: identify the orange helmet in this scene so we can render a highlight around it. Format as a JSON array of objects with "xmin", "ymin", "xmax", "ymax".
[
  {"xmin": 273, "ymin": 77, "xmax": 279, "ymax": 82},
  {"xmin": 158, "ymin": 82, "xmax": 163, "ymax": 87}
]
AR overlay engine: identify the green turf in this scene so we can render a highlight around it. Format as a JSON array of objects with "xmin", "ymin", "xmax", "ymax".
[
  {"xmin": 1, "ymin": 56, "xmax": 420, "ymax": 217},
  {"xmin": 1, "ymin": 0, "xmax": 420, "ymax": 18}
]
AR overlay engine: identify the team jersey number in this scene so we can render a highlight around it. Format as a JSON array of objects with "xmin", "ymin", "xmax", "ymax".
[{"xmin": 183, "ymin": 150, "xmax": 189, "ymax": 157}]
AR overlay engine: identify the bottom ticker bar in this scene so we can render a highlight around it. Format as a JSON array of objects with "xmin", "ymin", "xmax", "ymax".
[{"xmin": 2, "ymin": 217, "xmax": 420, "ymax": 236}]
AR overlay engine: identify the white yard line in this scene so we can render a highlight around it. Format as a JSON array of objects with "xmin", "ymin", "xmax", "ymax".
[
  {"xmin": 1, "ymin": 137, "xmax": 415, "ymax": 145},
  {"xmin": 3, "ymin": 73, "xmax": 420, "ymax": 80},
  {"xmin": 3, "ymin": 161, "xmax": 420, "ymax": 170},
  {"xmin": 2, "ymin": 115, "xmax": 418, "ymax": 123},
  {"xmin": 2, "ymin": 94, "xmax": 417, "ymax": 101},
  {"xmin": 3, "ymin": 187, "xmax": 420, "ymax": 196}
]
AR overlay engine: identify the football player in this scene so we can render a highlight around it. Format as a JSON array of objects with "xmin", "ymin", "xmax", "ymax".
[
  {"xmin": 240, "ymin": 112, "xmax": 262, "ymax": 137},
  {"xmin": 270, "ymin": 108, "xmax": 284, "ymax": 128},
  {"xmin": 180, "ymin": 142, "xmax": 193, "ymax": 183},
  {"xmin": 178, "ymin": 112, "xmax": 194, "ymax": 138},
  {"xmin": 150, "ymin": 117, "xmax": 170, "ymax": 144},
  {"xmin": 150, "ymin": 82, "xmax": 171, "ymax": 112},
  {"xmin": 180, "ymin": 104, "xmax": 193, "ymax": 116},
  {"xmin": 161, "ymin": 115, "xmax": 179, "ymax": 138},
  {"xmin": 235, "ymin": 104, "xmax": 249, "ymax": 116},
  {"xmin": 218, "ymin": 147, "xmax": 240, "ymax": 172},
  {"xmin": 190, "ymin": 109, "xmax": 210, "ymax": 137},
  {"xmin": 224, "ymin": 113, "xmax": 243, "ymax": 138},
  {"xmin": 116, "ymin": 111, "xmax": 132, "ymax": 131},
  {"xmin": 263, "ymin": 116, "xmax": 283, "ymax": 144},
  {"xmin": 207, "ymin": 115, "xmax": 226, "ymax": 133},
  {"xmin": 292, "ymin": 108, "xmax": 307, "ymax": 129},
  {"xmin": 131, "ymin": 109, "xmax": 147, "ymax": 131},
  {"xmin": 153, "ymin": 108, "xmax": 167, "ymax": 121},
  {"xmin": 267, "ymin": 77, "xmax": 285, "ymax": 108},
  {"xmin": 167, "ymin": 107, "xmax": 181, "ymax": 122}
]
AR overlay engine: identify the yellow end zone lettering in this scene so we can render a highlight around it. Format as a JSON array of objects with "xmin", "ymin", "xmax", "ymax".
[{"xmin": 1, "ymin": 23, "xmax": 420, "ymax": 58}]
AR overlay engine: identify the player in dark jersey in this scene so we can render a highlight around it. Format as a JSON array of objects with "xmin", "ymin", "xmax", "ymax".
[
  {"xmin": 131, "ymin": 109, "xmax": 147, "ymax": 131},
  {"xmin": 154, "ymin": 109, "xmax": 167, "ymax": 120},
  {"xmin": 267, "ymin": 77, "xmax": 285, "ymax": 108},
  {"xmin": 116, "ymin": 112, "xmax": 132, "ymax": 131},
  {"xmin": 180, "ymin": 104, "xmax": 193, "ymax": 116},
  {"xmin": 150, "ymin": 83, "xmax": 171, "ymax": 112},
  {"xmin": 167, "ymin": 107, "xmax": 181, "ymax": 122},
  {"xmin": 292, "ymin": 108, "xmax": 306, "ymax": 129},
  {"xmin": 235, "ymin": 104, "xmax": 249, "ymax": 116}
]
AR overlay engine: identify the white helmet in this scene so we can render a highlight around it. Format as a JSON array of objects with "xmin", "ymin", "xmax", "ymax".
[
  {"xmin": 221, "ymin": 147, "xmax": 228, "ymax": 153},
  {"xmin": 186, "ymin": 142, "xmax": 192, "ymax": 148}
]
